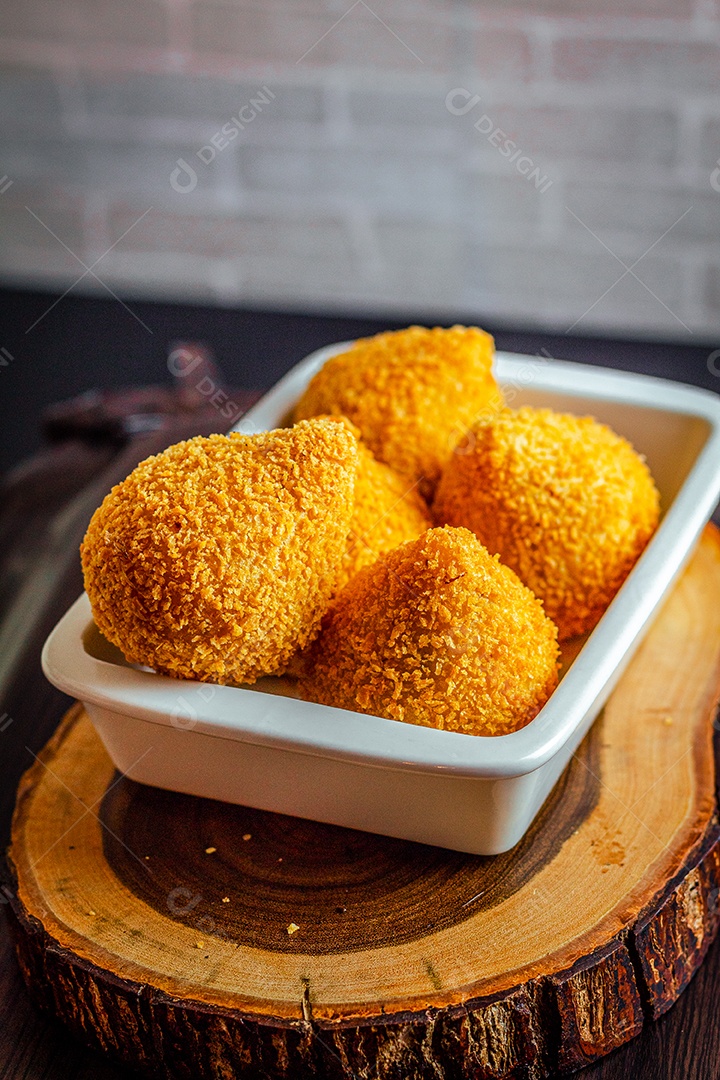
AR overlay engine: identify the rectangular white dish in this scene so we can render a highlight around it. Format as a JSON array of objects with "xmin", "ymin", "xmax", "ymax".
[{"xmin": 42, "ymin": 347, "xmax": 720, "ymax": 854}]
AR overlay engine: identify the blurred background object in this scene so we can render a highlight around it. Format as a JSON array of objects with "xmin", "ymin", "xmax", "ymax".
[{"xmin": 1, "ymin": 0, "xmax": 719, "ymax": 340}]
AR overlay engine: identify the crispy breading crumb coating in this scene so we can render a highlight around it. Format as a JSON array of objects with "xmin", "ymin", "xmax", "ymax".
[
  {"xmin": 333, "ymin": 417, "xmax": 431, "ymax": 593},
  {"xmin": 81, "ymin": 420, "xmax": 358, "ymax": 684},
  {"xmin": 433, "ymin": 407, "xmax": 661, "ymax": 640},
  {"xmin": 299, "ymin": 526, "xmax": 559, "ymax": 736},
  {"xmin": 292, "ymin": 325, "xmax": 502, "ymax": 498}
]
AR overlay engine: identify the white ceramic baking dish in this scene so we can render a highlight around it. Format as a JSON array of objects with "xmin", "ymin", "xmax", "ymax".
[{"xmin": 42, "ymin": 346, "xmax": 720, "ymax": 854}]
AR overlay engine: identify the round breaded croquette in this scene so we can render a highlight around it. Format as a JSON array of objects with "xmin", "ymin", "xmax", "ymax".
[
  {"xmin": 299, "ymin": 527, "xmax": 559, "ymax": 736},
  {"xmin": 433, "ymin": 407, "xmax": 661, "ymax": 640},
  {"xmin": 292, "ymin": 325, "xmax": 502, "ymax": 499},
  {"xmin": 330, "ymin": 417, "xmax": 431, "ymax": 594},
  {"xmin": 81, "ymin": 419, "xmax": 359, "ymax": 685}
]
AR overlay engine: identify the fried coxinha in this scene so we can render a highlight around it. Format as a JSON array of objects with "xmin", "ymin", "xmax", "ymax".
[
  {"xmin": 300, "ymin": 527, "xmax": 560, "ymax": 737},
  {"xmin": 81, "ymin": 416, "xmax": 430, "ymax": 685},
  {"xmin": 292, "ymin": 324, "xmax": 502, "ymax": 499},
  {"xmin": 81, "ymin": 419, "xmax": 360, "ymax": 684},
  {"xmin": 434, "ymin": 407, "xmax": 661, "ymax": 640}
]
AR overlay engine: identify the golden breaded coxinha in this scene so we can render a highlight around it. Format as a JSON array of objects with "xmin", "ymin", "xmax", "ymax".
[
  {"xmin": 329, "ymin": 416, "xmax": 431, "ymax": 594},
  {"xmin": 292, "ymin": 325, "xmax": 502, "ymax": 499},
  {"xmin": 433, "ymin": 406, "xmax": 661, "ymax": 640},
  {"xmin": 81, "ymin": 420, "xmax": 358, "ymax": 684},
  {"xmin": 300, "ymin": 527, "xmax": 559, "ymax": 736}
]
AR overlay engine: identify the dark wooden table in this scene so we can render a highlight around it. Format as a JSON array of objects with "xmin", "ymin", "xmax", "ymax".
[{"xmin": 1, "ymin": 288, "xmax": 720, "ymax": 1078}]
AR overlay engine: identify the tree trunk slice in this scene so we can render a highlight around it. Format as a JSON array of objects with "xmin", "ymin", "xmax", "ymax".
[{"xmin": 7, "ymin": 526, "xmax": 720, "ymax": 1080}]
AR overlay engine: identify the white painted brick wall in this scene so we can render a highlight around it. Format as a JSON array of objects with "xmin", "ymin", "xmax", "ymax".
[{"xmin": 1, "ymin": 0, "xmax": 719, "ymax": 339}]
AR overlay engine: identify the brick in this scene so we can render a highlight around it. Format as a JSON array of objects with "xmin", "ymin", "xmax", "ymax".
[
  {"xmin": 191, "ymin": 5, "xmax": 325, "ymax": 66},
  {"xmin": 699, "ymin": 119, "xmax": 720, "ymax": 171},
  {"xmin": 328, "ymin": 9, "xmax": 451, "ymax": 73},
  {"xmin": 464, "ymin": 243, "xmax": 687, "ymax": 332},
  {"xmin": 372, "ymin": 220, "xmax": 463, "ymax": 306},
  {"xmin": 201, "ymin": 0, "xmax": 451, "ymax": 17},
  {"xmin": 244, "ymin": 251, "xmax": 358, "ymax": 299},
  {"xmin": 469, "ymin": 104, "xmax": 677, "ymax": 167},
  {"xmin": 1, "ymin": 136, "xmax": 239, "ymax": 204},
  {"xmin": 563, "ymin": 182, "xmax": 716, "ymax": 244},
  {"xmin": 106, "ymin": 206, "xmax": 352, "ymax": 261},
  {"xmin": 609, "ymin": 253, "xmax": 687, "ymax": 318},
  {"xmin": 473, "ymin": 27, "xmax": 535, "ymax": 82},
  {"xmin": 0, "ymin": 249, "xmax": 92, "ymax": 291},
  {"xmin": 90, "ymin": 252, "xmax": 230, "ymax": 303},
  {"xmin": 0, "ymin": 191, "xmax": 86, "ymax": 267},
  {"xmin": 0, "ymin": 189, "xmax": 93, "ymax": 300},
  {"xmin": 191, "ymin": 2, "xmax": 449, "ymax": 72},
  {"xmin": 242, "ymin": 261, "xmax": 458, "ymax": 315},
  {"xmin": 339, "ymin": 0, "xmax": 452, "ymax": 17},
  {"xmin": 0, "ymin": 67, "xmax": 63, "ymax": 135},
  {"xmin": 347, "ymin": 86, "xmax": 455, "ymax": 130},
  {"xmin": 83, "ymin": 75, "xmax": 321, "ymax": 128},
  {"xmin": 463, "ymin": 172, "xmax": 544, "ymax": 237},
  {"xmin": 344, "ymin": 86, "xmax": 458, "ymax": 154},
  {"xmin": 704, "ymin": 263, "xmax": 720, "ymax": 315},
  {"xmin": 1, "ymin": 139, "xmax": 95, "ymax": 189},
  {"xmin": 467, "ymin": 243, "xmax": 618, "ymax": 307},
  {"xmin": 2, "ymin": 0, "xmax": 169, "ymax": 47},
  {"xmin": 238, "ymin": 146, "xmax": 458, "ymax": 216},
  {"xmin": 233, "ymin": 219, "xmax": 462, "ymax": 312},
  {"xmin": 85, "ymin": 141, "xmax": 242, "ymax": 202},
  {"xmin": 475, "ymin": 0, "xmax": 693, "ymax": 17},
  {"xmin": 553, "ymin": 39, "xmax": 720, "ymax": 94}
]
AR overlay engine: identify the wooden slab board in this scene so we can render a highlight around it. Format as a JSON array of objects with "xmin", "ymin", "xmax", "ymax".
[{"xmin": 7, "ymin": 526, "xmax": 720, "ymax": 1079}]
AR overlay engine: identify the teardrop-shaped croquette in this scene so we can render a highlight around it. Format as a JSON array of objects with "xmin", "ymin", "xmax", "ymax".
[
  {"xmin": 300, "ymin": 527, "xmax": 559, "ymax": 736},
  {"xmin": 81, "ymin": 419, "xmax": 359, "ymax": 684},
  {"xmin": 433, "ymin": 407, "xmax": 661, "ymax": 640},
  {"xmin": 292, "ymin": 325, "xmax": 502, "ymax": 499}
]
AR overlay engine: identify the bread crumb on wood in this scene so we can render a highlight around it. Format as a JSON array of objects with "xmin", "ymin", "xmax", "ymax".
[{"xmin": 205, "ymin": 846, "xmax": 217, "ymax": 854}]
